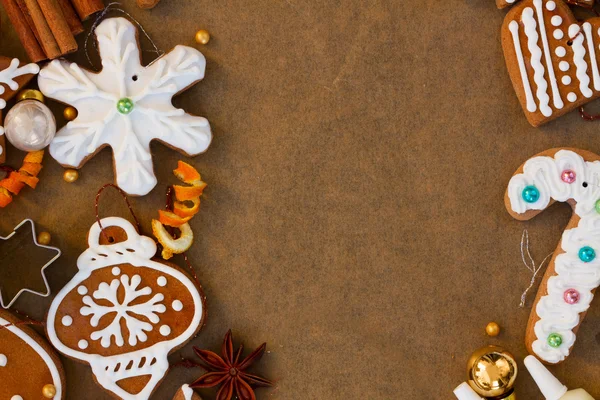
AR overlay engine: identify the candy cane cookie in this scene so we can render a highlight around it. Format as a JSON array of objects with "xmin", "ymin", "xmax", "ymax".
[{"xmin": 506, "ymin": 148, "xmax": 600, "ymax": 364}]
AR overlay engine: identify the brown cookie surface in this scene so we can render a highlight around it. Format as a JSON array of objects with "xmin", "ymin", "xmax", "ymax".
[{"xmin": 0, "ymin": 309, "xmax": 66, "ymax": 399}]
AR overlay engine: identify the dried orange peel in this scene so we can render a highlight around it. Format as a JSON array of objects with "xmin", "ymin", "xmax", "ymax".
[
  {"xmin": 0, "ymin": 150, "xmax": 44, "ymax": 208},
  {"xmin": 152, "ymin": 161, "xmax": 207, "ymax": 260}
]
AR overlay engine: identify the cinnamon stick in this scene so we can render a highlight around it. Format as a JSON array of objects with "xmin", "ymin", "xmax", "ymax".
[
  {"xmin": 37, "ymin": 0, "xmax": 77, "ymax": 54},
  {"xmin": 56, "ymin": 0, "xmax": 83, "ymax": 34},
  {"xmin": 70, "ymin": 0, "xmax": 103, "ymax": 20},
  {"xmin": 23, "ymin": 0, "xmax": 61, "ymax": 59},
  {"xmin": 0, "ymin": 0, "xmax": 46, "ymax": 62}
]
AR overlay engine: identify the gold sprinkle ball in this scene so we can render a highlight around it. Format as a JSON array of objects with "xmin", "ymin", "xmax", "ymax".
[
  {"xmin": 63, "ymin": 169, "xmax": 79, "ymax": 183},
  {"xmin": 195, "ymin": 29, "xmax": 211, "ymax": 45},
  {"xmin": 42, "ymin": 384, "xmax": 56, "ymax": 398},
  {"xmin": 17, "ymin": 89, "xmax": 45, "ymax": 103},
  {"xmin": 37, "ymin": 232, "xmax": 51, "ymax": 246},
  {"xmin": 486, "ymin": 322, "xmax": 501, "ymax": 337},
  {"xmin": 63, "ymin": 106, "xmax": 78, "ymax": 121}
]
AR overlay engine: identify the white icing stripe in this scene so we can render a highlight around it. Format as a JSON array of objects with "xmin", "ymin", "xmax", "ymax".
[
  {"xmin": 569, "ymin": 24, "xmax": 593, "ymax": 98},
  {"xmin": 534, "ymin": 0, "xmax": 563, "ymax": 109},
  {"xmin": 583, "ymin": 22, "xmax": 600, "ymax": 91},
  {"xmin": 523, "ymin": 8, "xmax": 552, "ymax": 117},
  {"xmin": 508, "ymin": 150, "xmax": 600, "ymax": 364},
  {"xmin": 0, "ymin": 316, "xmax": 62, "ymax": 398},
  {"xmin": 182, "ymin": 384, "xmax": 194, "ymax": 400},
  {"xmin": 509, "ymin": 21, "xmax": 537, "ymax": 113}
]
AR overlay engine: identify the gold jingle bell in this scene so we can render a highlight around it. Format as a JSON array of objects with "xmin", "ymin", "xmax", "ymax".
[
  {"xmin": 17, "ymin": 89, "xmax": 45, "ymax": 103},
  {"xmin": 467, "ymin": 346, "xmax": 518, "ymax": 399},
  {"xmin": 42, "ymin": 383, "xmax": 56, "ymax": 398}
]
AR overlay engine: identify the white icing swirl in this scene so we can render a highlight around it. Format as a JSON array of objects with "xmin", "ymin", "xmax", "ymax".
[{"xmin": 508, "ymin": 150, "xmax": 600, "ymax": 363}]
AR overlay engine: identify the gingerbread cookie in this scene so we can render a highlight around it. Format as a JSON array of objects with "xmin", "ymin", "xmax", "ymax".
[
  {"xmin": 497, "ymin": 0, "xmax": 594, "ymax": 8},
  {"xmin": 506, "ymin": 148, "xmax": 600, "ymax": 364},
  {"xmin": 0, "ymin": 57, "xmax": 39, "ymax": 164},
  {"xmin": 173, "ymin": 384, "xmax": 202, "ymax": 400},
  {"xmin": 46, "ymin": 217, "xmax": 206, "ymax": 399},
  {"xmin": 38, "ymin": 17, "xmax": 212, "ymax": 196},
  {"xmin": 501, "ymin": 0, "xmax": 600, "ymax": 126},
  {"xmin": 0, "ymin": 309, "xmax": 66, "ymax": 399}
]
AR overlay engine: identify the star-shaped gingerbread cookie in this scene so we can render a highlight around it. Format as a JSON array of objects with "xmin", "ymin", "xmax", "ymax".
[
  {"xmin": 0, "ymin": 219, "xmax": 61, "ymax": 309},
  {"xmin": 38, "ymin": 17, "xmax": 212, "ymax": 196}
]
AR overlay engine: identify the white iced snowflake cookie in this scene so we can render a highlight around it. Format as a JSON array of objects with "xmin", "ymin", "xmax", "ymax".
[
  {"xmin": 46, "ymin": 217, "xmax": 206, "ymax": 400},
  {"xmin": 38, "ymin": 17, "xmax": 212, "ymax": 196}
]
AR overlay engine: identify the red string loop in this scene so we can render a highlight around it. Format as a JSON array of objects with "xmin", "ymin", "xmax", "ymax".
[{"xmin": 94, "ymin": 183, "xmax": 141, "ymax": 242}]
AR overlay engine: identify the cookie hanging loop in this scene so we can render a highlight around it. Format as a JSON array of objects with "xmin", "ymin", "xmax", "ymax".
[{"xmin": 94, "ymin": 183, "xmax": 141, "ymax": 243}]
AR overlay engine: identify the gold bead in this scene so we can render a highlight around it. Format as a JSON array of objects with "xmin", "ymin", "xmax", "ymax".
[
  {"xmin": 467, "ymin": 346, "xmax": 518, "ymax": 398},
  {"xmin": 37, "ymin": 232, "xmax": 51, "ymax": 246},
  {"xmin": 63, "ymin": 106, "xmax": 78, "ymax": 121},
  {"xmin": 42, "ymin": 384, "xmax": 56, "ymax": 398},
  {"xmin": 195, "ymin": 29, "xmax": 211, "ymax": 45},
  {"xmin": 486, "ymin": 322, "xmax": 501, "ymax": 337},
  {"xmin": 63, "ymin": 169, "xmax": 79, "ymax": 183},
  {"xmin": 17, "ymin": 89, "xmax": 45, "ymax": 103}
]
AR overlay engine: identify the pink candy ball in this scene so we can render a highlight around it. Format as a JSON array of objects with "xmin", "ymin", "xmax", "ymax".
[
  {"xmin": 561, "ymin": 169, "xmax": 576, "ymax": 184},
  {"xmin": 564, "ymin": 289, "xmax": 580, "ymax": 304}
]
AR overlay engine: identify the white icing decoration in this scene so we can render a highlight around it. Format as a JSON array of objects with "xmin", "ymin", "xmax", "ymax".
[
  {"xmin": 182, "ymin": 384, "xmax": 194, "ymax": 400},
  {"xmin": 38, "ymin": 18, "xmax": 212, "ymax": 197},
  {"xmin": 509, "ymin": 21, "xmax": 537, "ymax": 113},
  {"xmin": 77, "ymin": 286, "xmax": 88, "ymax": 295},
  {"xmin": 534, "ymin": 0, "xmax": 563, "ymax": 109},
  {"xmin": 553, "ymin": 29, "xmax": 564, "ymax": 40},
  {"xmin": 559, "ymin": 61, "xmax": 570, "ymax": 72},
  {"xmin": 555, "ymin": 46, "xmax": 566, "ymax": 57},
  {"xmin": 546, "ymin": 0, "xmax": 556, "ymax": 10},
  {"xmin": 157, "ymin": 276, "xmax": 167, "ymax": 287},
  {"xmin": 568, "ymin": 92, "xmax": 577, "ymax": 102},
  {"xmin": 0, "ymin": 146, "xmax": 3, "ymax": 156},
  {"xmin": 551, "ymin": 15, "xmax": 562, "ymax": 27},
  {"xmin": 172, "ymin": 300, "xmax": 183, "ymax": 311},
  {"xmin": 523, "ymin": 8, "xmax": 552, "ymax": 117},
  {"xmin": 80, "ymin": 274, "xmax": 166, "ymax": 348},
  {"xmin": 569, "ymin": 24, "xmax": 593, "ymax": 98},
  {"xmin": 46, "ymin": 217, "xmax": 204, "ymax": 400},
  {"xmin": 0, "ymin": 316, "xmax": 62, "ymax": 398},
  {"xmin": 78, "ymin": 339, "xmax": 88, "ymax": 349},
  {"xmin": 583, "ymin": 22, "xmax": 600, "ymax": 91},
  {"xmin": 562, "ymin": 76, "xmax": 572, "ymax": 85},
  {"xmin": 62, "ymin": 315, "xmax": 73, "ymax": 326},
  {"xmin": 112, "ymin": 266, "xmax": 121, "ymax": 276},
  {"xmin": 159, "ymin": 325, "xmax": 171, "ymax": 336},
  {"xmin": 508, "ymin": 150, "xmax": 600, "ymax": 363},
  {"xmin": 11, "ymin": 396, "xmax": 23, "ymax": 400},
  {"xmin": 0, "ymin": 59, "xmax": 39, "ymax": 110},
  {"xmin": 0, "ymin": 353, "xmax": 6, "ymax": 367}
]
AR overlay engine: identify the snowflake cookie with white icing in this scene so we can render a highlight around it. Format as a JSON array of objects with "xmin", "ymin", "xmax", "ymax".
[
  {"xmin": 506, "ymin": 148, "xmax": 600, "ymax": 364},
  {"xmin": 0, "ymin": 309, "xmax": 65, "ymax": 399},
  {"xmin": 38, "ymin": 17, "xmax": 212, "ymax": 196},
  {"xmin": 46, "ymin": 217, "xmax": 206, "ymax": 400}
]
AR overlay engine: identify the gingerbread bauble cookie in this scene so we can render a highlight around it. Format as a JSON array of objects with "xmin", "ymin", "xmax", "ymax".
[
  {"xmin": 0, "ymin": 309, "xmax": 66, "ymax": 399},
  {"xmin": 38, "ymin": 17, "xmax": 212, "ymax": 196},
  {"xmin": 506, "ymin": 148, "xmax": 600, "ymax": 364},
  {"xmin": 46, "ymin": 217, "xmax": 206, "ymax": 399}
]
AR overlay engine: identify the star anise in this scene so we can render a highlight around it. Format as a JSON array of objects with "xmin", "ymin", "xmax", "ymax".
[{"xmin": 191, "ymin": 330, "xmax": 273, "ymax": 400}]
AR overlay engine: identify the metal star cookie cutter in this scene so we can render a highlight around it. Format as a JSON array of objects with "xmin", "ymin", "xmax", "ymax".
[{"xmin": 0, "ymin": 219, "xmax": 61, "ymax": 309}]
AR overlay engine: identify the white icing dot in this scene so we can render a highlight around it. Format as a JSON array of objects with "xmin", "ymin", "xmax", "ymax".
[
  {"xmin": 0, "ymin": 146, "xmax": 3, "ymax": 156},
  {"xmin": 562, "ymin": 75, "xmax": 572, "ymax": 85},
  {"xmin": 568, "ymin": 92, "xmax": 578, "ymax": 102},
  {"xmin": 0, "ymin": 354, "xmax": 6, "ymax": 367},
  {"xmin": 157, "ymin": 276, "xmax": 167, "ymax": 287},
  {"xmin": 11, "ymin": 396, "xmax": 23, "ymax": 400},
  {"xmin": 112, "ymin": 267, "xmax": 121, "ymax": 276},
  {"xmin": 78, "ymin": 339, "xmax": 89, "ymax": 349},
  {"xmin": 546, "ymin": 0, "xmax": 556, "ymax": 10},
  {"xmin": 77, "ymin": 286, "xmax": 88, "ymax": 295},
  {"xmin": 62, "ymin": 316, "xmax": 73, "ymax": 326},
  {"xmin": 555, "ymin": 46, "xmax": 566, "ymax": 57},
  {"xmin": 559, "ymin": 61, "xmax": 570, "ymax": 72},
  {"xmin": 159, "ymin": 325, "xmax": 171, "ymax": 336},
  {"xmin": 553, "ymin": 29, "xmax": 564, "ymax": 40},
  {"xmin": 172, "ymin": 300, "xmax": 183, "ymax": 311},
  {"xmin": 551, "ymin": 16, "xmax": 562, "ymax": 27}
]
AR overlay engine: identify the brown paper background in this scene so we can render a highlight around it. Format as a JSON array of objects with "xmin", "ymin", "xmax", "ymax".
[{"xmin": 1, "ymin": 0, "xmax": 600, "ymax": 398}]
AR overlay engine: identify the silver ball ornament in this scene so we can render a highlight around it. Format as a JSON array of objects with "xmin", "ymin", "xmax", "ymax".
[{"xmin": 4, "ymin": 100, "xmax": 56, "ymax": 152}]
